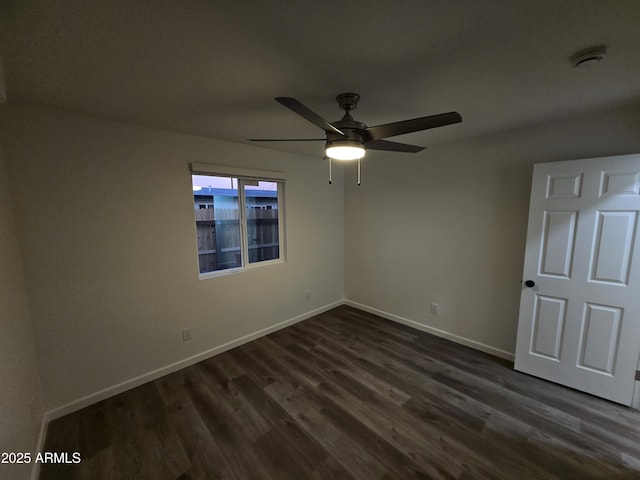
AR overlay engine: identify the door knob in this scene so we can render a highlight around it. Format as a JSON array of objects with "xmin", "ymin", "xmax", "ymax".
[{"xmin": 524, "ymin": 280, "xmax": 535, "ymax": 288}]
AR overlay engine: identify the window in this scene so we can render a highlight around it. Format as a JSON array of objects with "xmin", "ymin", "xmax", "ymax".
[{"xmin": 190, "ymin": 164, "xmax": 285, "ymax": 277}]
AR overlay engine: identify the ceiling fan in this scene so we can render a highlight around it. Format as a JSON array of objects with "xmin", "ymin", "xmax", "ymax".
[{"xmin": 249, "ymin": 93, "xmax": 462, "ymax": 184}]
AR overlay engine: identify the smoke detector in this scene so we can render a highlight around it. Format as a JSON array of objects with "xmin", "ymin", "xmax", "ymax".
[{"xmin": 570, "ymin": 46, "xmax": 607, "ymax": 68}]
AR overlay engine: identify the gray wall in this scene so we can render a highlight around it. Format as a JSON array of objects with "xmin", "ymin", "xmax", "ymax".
[
  {"xmin": 0, "ymin": 141, "xmax": 44, "ymax": 480},
  {"xmin": 345, "ymin": 102, "xmax": 640, "ymax": 356},
  {"xmin": 0, "ymin": 104, "xmax": 345, "ymax": 414}
]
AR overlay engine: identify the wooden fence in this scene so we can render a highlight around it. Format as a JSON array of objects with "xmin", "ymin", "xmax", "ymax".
[
  {"xmin": 195, "ymin": 208, "xmax": 279, "ymax": 272},
  {"xmin": 194, "ymin": 208, "xmax": 278, "ymax": 221}
]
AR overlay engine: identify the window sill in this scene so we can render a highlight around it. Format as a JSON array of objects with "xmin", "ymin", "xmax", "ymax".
[{"xmin": 198, "ymin": 258, "xmax": 285, "ymax": 280}]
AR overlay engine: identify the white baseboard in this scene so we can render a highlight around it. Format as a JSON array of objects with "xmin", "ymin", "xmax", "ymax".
[
  {"xmin": 344, "ymin": 301, "xmax": 640, "ymax": 411},
  {"xmin": 37, "ymin": 297, "xmax": 516, "ymax": 456},
  {"xmin": 344, "ymin": 299, "xmax": 515, "ymax": 362},
  {"xmin": 43, "ymin": 300, "xmax": 344, "ymax": 423},
  {"xmin": 35, "ymin": 295, "xmax": 634, "ymax": 464}
]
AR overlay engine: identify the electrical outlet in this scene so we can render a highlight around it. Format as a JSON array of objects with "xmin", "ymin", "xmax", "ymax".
[
  {"xmin": 182, "ymin": 327, "xmax": 192, "ymax": 342},
  {"xmin": 305, "ymin": 290, "xmax": 311, "ymax": 301},
  {"xmin": 430, "ymin": 303, "xmax": 440, "ymax": 315}
]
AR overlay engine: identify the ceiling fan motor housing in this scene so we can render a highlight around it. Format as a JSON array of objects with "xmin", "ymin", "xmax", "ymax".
[
  {"xmin": 327, "ymin": 95, "xmax": 368, "ymax": 159},
  {"xmin": 326, "ymin": 116, "xmax": 368, "ymax": 152},
  {"xmin": 336, "ymin": 92, "xmax": 360, "ymax": 112}
]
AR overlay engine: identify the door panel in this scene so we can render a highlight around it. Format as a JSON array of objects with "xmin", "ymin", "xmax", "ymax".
[
  {"xmin": 531, "ymin": 295, "xmax": 566, "ymax": 360},
  {"xmin": 515, "ymin": 154, "xmax": 640, "ymax": 405},
  {"xmin": 546, "ymin": 173, "xmax": 583, "ymax": 198},
  {"xmin": 590, "ymin": 211, "xmax": 637, "ymax": 285},
  {"xmin": 600, "ymin": 170, "xmax": 640, "ymax": 196},
  {"xmin": 540, "ymin": 210, "xmax": 578, "ymax": 278},
  {"xmin": 577, "ymin": 303, "xmax": 621, "ymax": 374}
]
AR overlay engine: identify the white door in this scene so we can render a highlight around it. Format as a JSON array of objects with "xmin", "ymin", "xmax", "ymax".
[{"xmin": 515, "ymin": 153, "xmax": 640, "ymax": 405}]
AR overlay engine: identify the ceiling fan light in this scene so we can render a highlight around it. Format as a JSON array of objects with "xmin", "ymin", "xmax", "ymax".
[{"xmin": 325, "ymin": 140, "xmax": 366, "ymax": 160}]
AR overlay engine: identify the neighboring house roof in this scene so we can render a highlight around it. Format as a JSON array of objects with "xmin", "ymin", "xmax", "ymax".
[{"xmin": 193, "ymin": 187, "xmax": 277, "ymax": 198}]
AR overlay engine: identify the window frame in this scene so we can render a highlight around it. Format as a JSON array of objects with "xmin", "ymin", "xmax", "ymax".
[{"xmin": 190, "ymin": 163, "xmax": 286, "ymax": 279}]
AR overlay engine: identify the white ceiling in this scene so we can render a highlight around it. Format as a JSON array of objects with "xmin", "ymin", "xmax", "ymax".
[{"xmin": 1, "ymin": 0, "xmax": 639, "ymax": 158}]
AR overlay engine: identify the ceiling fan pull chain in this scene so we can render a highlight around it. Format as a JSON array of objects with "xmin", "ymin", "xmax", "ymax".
[
  {"xmin": 328, "ymin": 156, "xmax": 332, "ymax": 185},
  {"xmin": 357, "ymin": 158, "xmax": 361, "ymax": 186}
]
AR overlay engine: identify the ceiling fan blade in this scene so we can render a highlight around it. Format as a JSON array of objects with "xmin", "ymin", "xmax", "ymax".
[
  {"xmin": 365, "ymin": 139, "xmax": 425, "ymax": 153},
  {"xmin": 366, "ymin": 112, "xmax": 462, "ymax": 140},
  {"xmin": 275, "ymin": 97, "xmax": 345, "ymax": 136},
  {"xmin": 248, "ymin": 138, "xmax": 325, "ymax": 142}
]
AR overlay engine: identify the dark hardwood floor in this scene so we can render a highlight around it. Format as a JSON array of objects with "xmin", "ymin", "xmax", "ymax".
[{"xmin": 40, "ymin": 305, "xmax": 640, "ymax": 479}]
